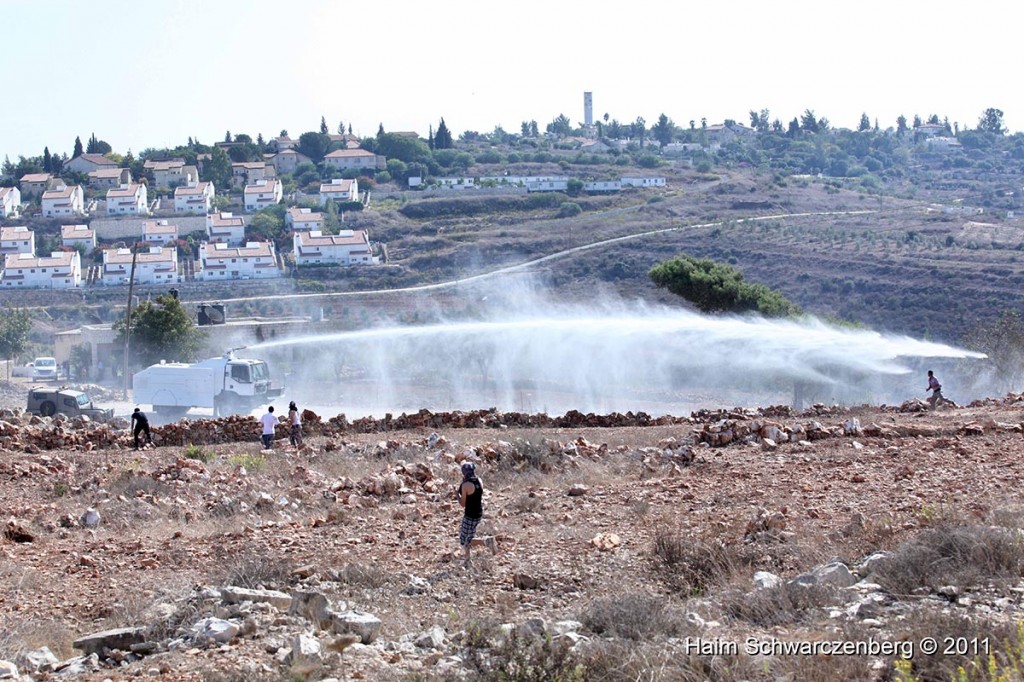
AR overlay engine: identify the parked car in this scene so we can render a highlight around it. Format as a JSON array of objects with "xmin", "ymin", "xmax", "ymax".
[
  {"xmin": 32, "ymin": 357, "xmax": 58, "ymax": 381},
  {"xmin": 26, "ymin": 387, "xmax": 113, "ymax": 421}
]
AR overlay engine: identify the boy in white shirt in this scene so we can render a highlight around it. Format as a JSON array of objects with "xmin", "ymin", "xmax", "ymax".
[{"xmin": 260, "ymin": 406, "xmax": 279, "ymax": 449}]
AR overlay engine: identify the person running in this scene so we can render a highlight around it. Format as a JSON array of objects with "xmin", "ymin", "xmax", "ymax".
[
  {"xmin": 926, "ymin": 370, "xmax": 944, "ymax": 409},
  {"xmin": 260, "ymin": 406, "xmax": 279, "ymax": 450},
  {"xmin": 458, "ymin": 462, "xmax": 484, "ymax": 568},
  {"xmin": 131, "ymin": 408, "xmax": 152, "ymax": 450},
  {"xmin": 288, "ymin": 401, "xmax": 303, "ymax": 448}
]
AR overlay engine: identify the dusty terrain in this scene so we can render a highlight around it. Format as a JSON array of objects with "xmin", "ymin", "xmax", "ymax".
[{"xmin": 2, "ymin": 384, "xmax": 1024, "ymax": 681}]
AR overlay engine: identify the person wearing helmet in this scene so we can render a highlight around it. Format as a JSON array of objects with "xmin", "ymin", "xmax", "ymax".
[{"xmin": 458, "ymin": 462, "xmax": 484, "ymax": 568}]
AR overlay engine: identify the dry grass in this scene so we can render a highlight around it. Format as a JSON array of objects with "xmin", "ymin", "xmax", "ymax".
[
  {"xmin": 721, "ymin": 582, "xmax": 838, "ymax": 628},
  {"xmin": 651, "ymin": 529, "xmax": 740, "ymax": 595},
  {"xmin": 874, "ymin": 523, "xmax": 1024, "ymax": 595},
  {"xmin": 215, "ymin": 552, "xmax": 295, "ymax": 590},
  {"xmin": 579, "ymin": 593, "xmax": 688, "ymax": 641}
]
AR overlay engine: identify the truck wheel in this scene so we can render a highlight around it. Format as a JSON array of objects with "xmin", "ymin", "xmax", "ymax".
[
  {"xmin": 155, "ymin": 405, "xmax": 188, "ymax": 420},
  {"xmin": 40, "ymin": 401, "xmax": 56, "ymax": 417}
]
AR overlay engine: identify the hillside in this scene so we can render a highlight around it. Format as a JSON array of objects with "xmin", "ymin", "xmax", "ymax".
[{"xmin": 2, "ymin": 393, "xmax": 1024, "ymax": 680}]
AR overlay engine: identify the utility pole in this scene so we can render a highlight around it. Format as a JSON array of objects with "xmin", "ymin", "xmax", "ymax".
[{"xmin": 122, "ymin": 245, "xmax": 139, "ymax": 400}]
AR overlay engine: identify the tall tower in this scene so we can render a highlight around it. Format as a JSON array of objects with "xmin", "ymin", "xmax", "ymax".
[{"xmin": 583, "ymin": 92, "xmax": 593, "ymax": 126}]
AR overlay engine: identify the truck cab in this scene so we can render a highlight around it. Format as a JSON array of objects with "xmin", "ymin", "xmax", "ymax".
[{"xmin": 26, "ymin": 387, "xmax": 113, "ymax": 421}]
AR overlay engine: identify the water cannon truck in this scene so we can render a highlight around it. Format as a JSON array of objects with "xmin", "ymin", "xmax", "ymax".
[{"xmin": 132, "ymin": 349, "xmax": 283, "ymax": 418}]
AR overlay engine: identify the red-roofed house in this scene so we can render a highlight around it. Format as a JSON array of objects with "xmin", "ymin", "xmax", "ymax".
[
  {"xmin": 101, "ymin": 246, "xmax": 178, "ymax": 286},
  {"xmin": 20, "ymin": 173, "xmax": 56, "ymax": 199},
  {"xmin": 0, "ymin": 226, "xmax": 34, "ymax": 255},
  {"xmin": 243, "ymin": 179, "xmax": 282, "ymax": 211},
  {"xmin": 293, "ymin": 229, "xmax": 377, "ymax": 266},
  {"xmin": 42, "ymin": 185, "xmax": 85, "ymax": 217},
  {"xmin": 1, "ymin": 251, "xmax": 81, "ymax": 289},
  {"xmin": 174, "ymin": 180, "xmax": 215, "ymax": 213},
  {"xmin": 106, "ymin": 183, "xmax": 148, "ymax": 215},
  {"xmin": 232, "ymin": 162, "xmax": 275, "ymax": 189},
  {"xmin": 322, "ymin": 148, "xmax": 382, "ymax": 171},
  {"xmin": 142, "ymin": 220, "xmax": 178, "ymax": 246},
  {"xmin": 206, "ymin": 212, "xmax": 245, "ymax": 246},
  {"xmin": 318, "ymin": 178, "xmax": 358, "ymax": 206},
  {"xmin": 61, "ymin": 224, "xmax": 96, "ymax": 250},
  {"xmin": 198, "ymin": 241, "xmax": 281, "ymax": 280},
  {"xmin": 285, "ymin": 207, "xmax": 324, "ymax": 231},
  {"xmin": 65, "ymin": 153, "xmax": 117, "ymax": 175},
  {"xmin": 87, "ymin": 167, "xmax": 132, "ymax": 189}
]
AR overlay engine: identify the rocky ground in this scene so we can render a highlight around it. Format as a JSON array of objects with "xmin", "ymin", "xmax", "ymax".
[{"xmin": 2, "ymin": 383, "xmax": 1024, "ymax": 682}]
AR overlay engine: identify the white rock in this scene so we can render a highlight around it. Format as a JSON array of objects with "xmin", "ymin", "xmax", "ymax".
[
  {"xmin": 190, "ymin": 617, "xmax": 239, "ymax": 644},
  {"xmin": 0, "ymin": 660, "xmax": 16, "ymax": 679},
  {"xmin": 415, "ymin": 626, "xmax": 445, "ymax": 650},
  {"xmin": 221, "ymin": 586, "xmax": 292, "ymax": 611},
  {"xmin": 843, "ymin": 418, "xmax": 862, "ymax": 436},
  {"xmin": 332, "ymin": 611, "xmax": 382, "ymax": 644},
  {"xmin": 550, "ymin": 620, "xmax": 583, "ymax": 636},
  {"xmin": 286, "ymin": 634, "xmax": 322, "ymax": 667},
  {"xmin": 753, "ymin": 571, "xmax": 782, "ymax": 590},
  {"xmin": 16, "ymin": 646, "xmax": 58, "ymax": 672}
]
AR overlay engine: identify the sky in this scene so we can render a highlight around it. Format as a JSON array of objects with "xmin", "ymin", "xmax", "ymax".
[{"xmin": 1, "ymin": 0, "xmax": 1020, "ymax": 161}]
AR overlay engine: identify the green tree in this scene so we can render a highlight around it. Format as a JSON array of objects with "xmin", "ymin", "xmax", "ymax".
[
  {"xmin": 858, "ymin": 113, "xmax": 871, "ymax": 131},
  {"xmin": 649, "ymin": 255, "xmax": 800, "ymax": 318},
  {"xmin": 200, "ymin": 147, "xmax": 232, "ymax": 190},
  {"xmin": 115, "ymin": 294, "xmax": 203, "ymax": 369},
  {"xmin": 73, "ymin": 136, "xmax": 83, "ymax": 158},
  {"xmin": 547, "ymin": 114, "xmax": 572, "ymax": 137},
  {"xmin": 297, "ymin": 131, "xmax": 331, "ymax": 163},
  {"xmin": 566, "ymin": 178, "xmax": 584, "ymax": 196},
  {"xmin": 896, "ymin": 114, "xmax": 908, "ymax": 137},
  {"xmin": 434, "ymin": 118, "xmax": 454, "ymax": 149},
  {"xmin": 651, "ymin": 113, "xmax": 675, "ymax": 149},
  {"xmin": 373, "ymin": 133, "xmax": 431, "ymax": 163},
  {"xmin": 800, "ymin": 110, "xmax": 820, "ymax": 134},
  {"xmin": 0, "ymin": 306, "xmax": 32, "ymax": 379},
  {"xmin": 320, "ymin": 116, "xmax": 329, "ymax": 134},
  {"xmin": 978, "ymin": 107, "xmax": 1006, "ymax": 135},
  {"xmin": 43, "ymin": 147, "xmax": 52, "ymax": 172}
]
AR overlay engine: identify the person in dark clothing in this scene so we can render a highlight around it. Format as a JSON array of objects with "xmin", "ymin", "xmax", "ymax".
[
  {"xmin": 131, "ymin": 408, "xmax": 152, "ymax": 450},
  {"xmin": 458, "ymin": 462, "xmax": 484, "ymax": 568}
]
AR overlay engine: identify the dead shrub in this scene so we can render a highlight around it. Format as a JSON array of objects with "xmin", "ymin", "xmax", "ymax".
[
  {"xmin": 216, "ymin": 552, "xmax": 295, "ymax": 590},
  {"xmin": 578, "ymin": 639, "xmax": 750, "ymax": 682},
  {"xmin": 874, "ymin": 523, "xmax": 1024, "ymax": 595},
  {"xmin": 723, "ymin": 582, "xmax": 837, "ymax": 627},
  {"xmin": 889, "ymin": 606, "xmax": 1017, "ymax": 682},
  {"xmin": 652, "ymin": 529, "xmax": 739, "ymax": 594},
  {"xmin": 463, "ymin": 629, "xmax": 586, "ymax": 682},
  {"xmin": 331, "ymin": 562, "xmax": 391, "ymax": 589},
  {"xmin": 580, "ymin": 593, "xmax": 686, "ymax": 641},
  {"xmin": 0, "ymin": 615, "xmax": 76, "ymax": 662}
]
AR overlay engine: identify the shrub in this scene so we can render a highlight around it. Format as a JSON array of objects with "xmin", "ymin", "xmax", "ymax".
[
  {"xmin": 723, "ymin": 582, "xmax": 837, "ymax": 627},
  {"xmin": 557, "ymin": 202, "xmax": 582, "ymax": 218},
  {"xmin": 580, "ymin": 593, "xmax": 684, "ymax": 640},
  {"xmin": 652, "ymin": 530, "xmax": 738, "ymax": 594},
  {"xmin": 183, "ymin": 443, "xmax": 213, "ymax": 462},
  {"xmin": 228, "ymin": 453, "xmax": 266, "ymax": 471},
  {"xmin": 874, "ymin": 524, "xmax": 1024, "ymax": 595}
]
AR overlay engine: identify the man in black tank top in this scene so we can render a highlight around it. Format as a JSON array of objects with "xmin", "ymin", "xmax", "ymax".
[{"xmin": 458, "ymin": 462, "xmax": 484, "ymax": 568}]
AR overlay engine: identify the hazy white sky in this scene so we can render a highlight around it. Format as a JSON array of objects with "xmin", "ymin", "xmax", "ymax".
[{"xmin": 1, "ymin": 0, "xmax": 1019, "ymax": 161}]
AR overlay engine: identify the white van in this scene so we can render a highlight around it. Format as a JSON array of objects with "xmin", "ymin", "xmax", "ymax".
[{"xmin": 32, "ymin": 357, "xmax": 58, "ymax": 381}]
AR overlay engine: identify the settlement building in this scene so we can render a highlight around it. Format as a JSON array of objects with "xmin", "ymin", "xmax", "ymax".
[
  {"xmin": 198, "ymin": 241, "xmax": 281, "ymax": 280},
  {"xmin": 206, "ymin": 212, "xmax": 245, "ymax": 246},
  {"xmin": 293, "ymin": 229, "xmax": 376, "ymax": 266},
  {"xmin": 101, "ymin": 246, "xmax": 178, "ymax": 286},
  {"xmin": 1, "ymin": 251, "xmax": 81, "ymax": 289},
  {"xmin": 60, "ymin": 224, "xmax": 96, "ymax": 250}
]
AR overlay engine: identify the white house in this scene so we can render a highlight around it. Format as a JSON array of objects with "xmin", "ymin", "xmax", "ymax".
[
  {"xmin": 106, "ymin": 183, "xmax": 148, "ymax": 215},
  {"xmin": 198, "ymin": 241, "xmax": 281, "ymax": 280},
  {"xmin": 270, "ymin": 135, "xmax": 296, "ymax": 151},
  {"xmin": 88, "ymin": 167, "xmax": 131, "ymax": 188},
  {"xmin": 322, "ymin": 149, "xmax": 381, "ymax": 171},
  {"xmin": 64, "ymin": 153, "xmax": 117, "ymax": 175},
  {"xmin": 914, "ymin": 123, "xmax": 947, "ymax": 139},
  {"xmin": 0, "ymin": 226, "xmax": 34, "ymax": 255},
  {"xmin": 144, "ymin": 159, "xmax": 197, "ymax": 188},
  {"xmin": 42, "ymin": 184, "xmax": 85, "ymax": 217},
  {"xmin": 0, "ymin": 186, "xmax": 21, "ymax": 218},
  {"xmin": 620, "ymin": 176, "xmax": 666, "ymax": 188},
  {"xmin": 173, "ymin": 180, "xmax": 215, "ymax": 213},
  {"xmin": 206, "ymin": 212, "xmax": 245, "ymax": 246},
  {"xmin": 243, "ymin": 179, "xmax": 282, "ymax": 212},
  {"xmin": 19, "ymin": 173, "xmax": 54, "ymax": 198},
  {"xmin": 232, "ymin": 162, "xmax": 274, "ymax": 188},
  {"xmin": 1, "ymin": 251, "xmax": 81, "ymax": 289},
  {"xmin": 318, "ymin": 178, "xmax": 358, "ymax": 205},
  {"xmin": 436, "ymin": 177, "xmax": 475, "ymax": 189},
  {"xmin": 925, "ymin": 136, "xmax": 963, "ymax": 153},
  {"xmin": 101, "ymin": 246, "xmax": 178, "ymax": 286},
  {"xmin": 526, "ymin": 179, "xmax": 569, "ymax": 192},
  {"xmin": 270, "ymin": 149, "xmax": 312, "ymax": 174},
  {"xmin": 142, "ymin": 219, "xmax": 178, "ymax": 245},
  {"xmin": 583, "ymin": 180, "xmax": 621, "ymax": 192},
  {"xmin": 60, "ymin": 224, "xmax": 96, "ymax": 250},
  {"xmin": 286, "ymin": 207, "xmax": 324, "ymax": 231},
  {"xmin": 293, "ymin": 229, "xmax": 377, "ymax": 266}
]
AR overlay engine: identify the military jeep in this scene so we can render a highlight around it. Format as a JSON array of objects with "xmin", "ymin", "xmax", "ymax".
[{"xmin": 26, "ymin": 387, "xmax": 113, "ymax": 422}]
